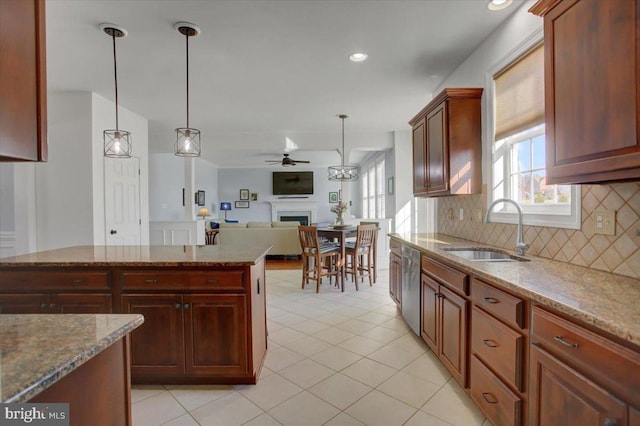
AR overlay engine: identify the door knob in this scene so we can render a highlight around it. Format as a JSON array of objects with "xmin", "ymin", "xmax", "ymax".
[{"xmin": 110, "ymin": 229, "xmax": 117, "ymax": 235}]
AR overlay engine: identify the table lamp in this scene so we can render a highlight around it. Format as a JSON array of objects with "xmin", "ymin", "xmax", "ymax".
[
  {"xmin": 220, "ymin": 202, "xmax": 232, "ymax": 219},
  {"xmin": 197, "ymin": 207, "xmax": 211, "ymax": 220}
]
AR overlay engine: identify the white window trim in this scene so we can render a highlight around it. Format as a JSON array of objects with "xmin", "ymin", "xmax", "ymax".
[
  {"xmin": 360, "ymin": 152, "xmax": 386, "ymax": 219},
  {"xmin": 484, "ymin": 27, "xmax": 581, "ymax": 230}
]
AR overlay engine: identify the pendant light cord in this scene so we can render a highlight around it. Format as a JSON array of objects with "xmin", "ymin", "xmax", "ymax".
[
  {"xmin": 341, "ymin": 116, "xmax": 345, "ymax": 168},
  {"xmin": 112, "ymin": 32, "xmax": 119, "ymax": 131},
  {"xmin": 185, "ymin": 32, "xmax": 190, "ymax": 128}
]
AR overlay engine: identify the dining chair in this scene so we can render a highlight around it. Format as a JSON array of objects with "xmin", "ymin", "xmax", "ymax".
[
  {"xmin": 344, "ymin": 224, "xmax": 377, "ymax": 290},
  {"xmin": 359, "ymin": 221, "xmax": 379, "ymax": 283},
  {"xmin": 298, "ymin": 226, "xmax": 341, "ymax": 293}
]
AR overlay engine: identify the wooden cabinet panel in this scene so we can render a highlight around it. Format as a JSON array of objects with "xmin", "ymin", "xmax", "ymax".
[
  {"xmin": 412, "ymin": 120, "xmax": 427, "ymax": 194},
  {"xmin": 422, "ymin": 256, "xmax": 469, "ymax": 296},
  {"xmin": 631, "ymin": 406, "xmax": 640, "ymax": 426},
  {"xmin": 0, "ymin": 269, "xmax": 110, "ymax": 291},
  {"xmin": 121, "ymin": 270, "xmax": 244, "ymax": 291},
  {"xmin": 250, "ymin": 262, "xmax": 267, "ymax": 377},
  {"xmin": 472, "ymin": 306, "xmax": 524, "ymax": 391},
  {"xmin": 439, "ymin": 285, "xmax": 468, "ymax": 386},
  {"xmin": 531, "ymin": 0, "xmax": 640, "ymax": 183},
  {"xmin": 0, "ymin": 293, "xmax": 47, "ymax": 313},
  {"xmin": 470, "ymin": 355, "xmax": 522, "ymax": 426},
  {"xmin": 0, "ymin": 0, "xmax": 47, "ymax": 161},
  {"xmin": 122, "ymin": 294, "xmax": 185, "ymax": 377},
  {"xmin": 426, "ymin": 102, "xmax": 448, "ymax": 194},
  {"xmin": 389, "ymin": 252, "xmax": 402, "ymax": 307},
  {"xmin": 529, "ymin": 344, "xmax": 627, "ymax": 426},
  {"xmin": 56, "ymin": 294, "xmax": 112, "ymax": 313},
  {"xmin": 472, "ymin": 278, "xmax": 524, "ymax": 329},
  {"xmin": 184, "ymin": 294, "xmax": 247, "ymax": 376},
  {"xmin": 421, "ymin": 274, "xmax": 439, "ymax": 353}
]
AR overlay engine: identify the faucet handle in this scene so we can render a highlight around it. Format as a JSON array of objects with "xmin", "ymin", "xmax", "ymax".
[{"xmin": 516, "ymin": 242, "xmax": 530, "ymax": 256}]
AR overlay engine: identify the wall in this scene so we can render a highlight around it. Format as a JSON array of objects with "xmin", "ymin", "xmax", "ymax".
[
  {"xmin": 194, "ymin": 158, "xmax": 219, "ymax": 218},
  {"xmin": 0, "ymin": 163, "xmax": 15, "ymax": 257},
  {"xmin": 218, "ymin": 167, "xmax": 343, "ymax": 223},
  {"xmin": 393, "ymin": 130, "xmax": 416, "ymax": 233}
]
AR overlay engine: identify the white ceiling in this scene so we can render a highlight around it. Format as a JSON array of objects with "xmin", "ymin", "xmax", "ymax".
[{"xmin": 46, "ymin": 0, "xmax": 523, "ymax": 167}]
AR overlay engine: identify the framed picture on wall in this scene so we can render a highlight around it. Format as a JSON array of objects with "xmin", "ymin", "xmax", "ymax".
[
  {"xmin": 251, "ymin": 192, "xmax": 258, "ymax": 201},
  {"xmin": 196, "ymin": 190, "xmax": 205, "ymax": 206},
  {"xmin": 329, "ymin": 192, "xmax": 338, "ymax": 203},
  {"xmin": 239, "ymin": 189, "xmax": 250, "ymax": 200},
  {"xmin": 235, "ymin": 201, "xmax": 249, "ymax": 208}
]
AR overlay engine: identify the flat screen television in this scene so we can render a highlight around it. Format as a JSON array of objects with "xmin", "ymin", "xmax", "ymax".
[{"xmin": 272, "ymin": 171, "xmax": 314, "ymax": 195}]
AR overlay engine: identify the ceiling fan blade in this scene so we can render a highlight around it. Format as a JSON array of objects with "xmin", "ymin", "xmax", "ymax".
[{"xmin": 292, "ymin": 160, "xmax": 310, "ymax": 163}]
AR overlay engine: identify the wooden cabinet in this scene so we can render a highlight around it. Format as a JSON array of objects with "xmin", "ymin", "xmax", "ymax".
[
  {"xmin": 530, "ymin": 306, "xmax": 640, "ymax": 425},
  {"xmin": 421, "ymin": 257, "xmax": 469, "ymax": 387},
  {"xmin": 0, "ymin": 0, "xmax": 47, "ymax": 161},
  {"xmin": 389, "ymin": 240, "xmax": 402, "ymax": 307},
  {"xmin": 0, "ymin": 293, "xmax": 112, "ymax": 313},
  {"xmin": 530, "ymin": 0, "xmax": 640, "ymax": 184},
  {"xmin": 409, "ymin": 88, "xmax": 482, "ymax": 196}
]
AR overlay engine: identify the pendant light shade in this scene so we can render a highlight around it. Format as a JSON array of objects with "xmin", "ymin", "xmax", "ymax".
[
  {"xmin": 328, "ymin": 114, "xmax": 359, "ymax": 181},
  {"xmin": 174, "ymin": 22, "xmax": 201, "ymax": 157},
  {"xmin": 101, "ymin": 24, "xmax": 132, "ymax": 158}
]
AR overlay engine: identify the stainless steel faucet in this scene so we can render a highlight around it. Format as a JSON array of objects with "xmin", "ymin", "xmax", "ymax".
[{"xmin": 484, "ymin": 198, "xmax": 530, "ymax": 256}]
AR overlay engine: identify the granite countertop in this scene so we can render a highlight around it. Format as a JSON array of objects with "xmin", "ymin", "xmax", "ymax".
[
  {"xmin": 390, "ymin": 233, "xmax": 640, "ymax": 347},
  {"xmin": 0, "ymin": 314, "xmax": 144, "ymax": 403},
  {"xmin": 0, "ymin": 244, "xmax": 272, "ymax": 267}
]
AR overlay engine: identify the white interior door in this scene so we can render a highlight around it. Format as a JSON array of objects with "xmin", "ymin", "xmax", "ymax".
[{"xmin": 105, "ymin": 157, "xmax": 141, "ymax": 245}]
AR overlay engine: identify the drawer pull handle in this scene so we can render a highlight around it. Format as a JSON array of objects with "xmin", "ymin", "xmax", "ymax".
[
  {"xmin": 40, "ymin": 303, "xmax": 47, "ymax": 309},
  {"xmin": 144, "ymin": 279, "xmax": 158, "ymax": 283},
  {"xmin": 175, "ymin": 303, "xmax": 181, "ymax": 309},
  {"xmin": 50, "ymin": 303, "xmax": 56, "ymax": 308},
  {"xmin": 435, "ymin": 292, "xmax": 444, "ymax": 298},
  {"xmin": 184, "ymin": 303, "xmax": 190, "ymax": 310},
  {"xmin": 484, "ymin": 297, "xmax": 500, "ymax": 304},
  {"xmin": 71, "ymin": 279, "xmax": 83, "ymax": 283},
  {"xmin": 481, "ymin": 392, "xmax": 498, "ymax": 404},
  {"xmin": 554, "ymin": 336, "xmax": 579, "ymax": 348},
  {"xmin": 483, "ymin": 339, "xmax": 498, "ymax": 348},
  {"xmin": 206, "ymin": 279, "xmax": 218, "ymax": 283},
  {"xmin": 257, "ymin": 278, "xmax": 261, "ymax": 295},
  {"xmin": 604, "ymin": 418, "xmax": 617, "ymax": 426}
]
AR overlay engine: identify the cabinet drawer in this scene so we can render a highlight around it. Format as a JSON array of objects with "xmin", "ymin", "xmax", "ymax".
[
  {"xmin": 472, "ymin": 306, "xmax": 524, "ymax": 391},
  {"xmin": 470, "ymin": 355, "xmax": 521, "ymax": 426},
  {"xmin": 122, "ymin": 270, "xmax": 245, "ymax": 291},
  {"xmin": 0, "ymin": 270, "xmax": 110, "ymax": 291},
  {"xmin": 422, "ymin": 256, "xmax": 468, "ymax": 295},
  {"xmin": 532, "ymin": 306, "xmax": 640, "ymax": 407},
  {"xmin": 471, "ymin": 278, "xmax": 524, "ymax": 329}
]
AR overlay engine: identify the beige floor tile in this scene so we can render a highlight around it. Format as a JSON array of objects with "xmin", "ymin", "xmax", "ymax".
[
  {"xmin": 344, "ymin": 390, "xmax": 417, "ymax": 426},
  {"xmin": 357, "ymin": 325, "xmax": 406, "ymax": 344},
  {"xmin": 290, "ymin": 319, "xmax": 331, "ymax": 334},
  {"xmin": 313, "ymin": 327, "xmax": 356, "ymax": 345},
  {"xmin": 278, "ymin": 359, "xmax": 335, "ymax": 388},
  {"xmin": 335, "ymin": 318, "xmax": 377, "ymax": 334},
  {"xmin": 341, "ymin": 358, "xmax": 397, "ymax": 387},
  {"xmin": 131, "ymin": 385, "xmax": 166, "ymax": 403},
  {"xmin": 260, "ymin": 366, "xmax": 275, "ymax": 379},
  {"xmin": 162, "ymin": 414, "xmax": 200, "ymax": 426},
  {"xmin": 267, "ymin": 320, "xmax": 285, "ymax": 332},
  {"xmin": 268, "ymin": 391, "xmax": 340, "ymax": 426},
  {"xmin": 241, "ymin": 413, "xmax": 283, "ymax": 426},
  {"xmin": 322, "ymin": 412, "xmax": 366, "ymax": 425},
  {"xmin": 264, "ymin": 346, "xmax": 306, "ymax": 371},
  {"xmin": 132, "ymin": 390, "xmax": 186, "ymax": 426},
  {"xmin": 421, "ymin": 380, "xmax": 485, "ymax": 426},
  {"xmin": 190, "ymin": 392, "xmax": 263, "ymax": 426},
  {"xmin": 356, "ymin": 311, "xmax": 394, "ymax": 325},
  {"xmin": 379, "ymin": 316, "xmax": 412, "ymax": 333},
  {"xmin": 308, "ymin": 373, "xmax": 372, "ymax": 410},
  {"xmin": 315, "ymin": 313, "xmax": 353, "ymax": 326},
  {"xmin": 387, "ymin": 333, "xmax": 428, "ymax": 356},
  {"xmin": 311, "ymin": 346, "xmax": 362, "ymax": 371},
  {"xmin": 367, "ymin": 344, "xmax": 421, "ymax": 370},
  {"xmin": 165, "ymin": 384, "xmax": 235, "ymax": 411},
  {"xmin": 337, "ymin": 335, "xmax": 386, "ymax": 356},
  {"xmin": 377, "ymin": 371, "xmax": 442, "ymax": 408},
  {"xmin": 404, "ymin": 410, "xmax": 453, "ymax": 426},
  {"xmin": 238, "ymin": 374, "xmax": 303, "ymax": 410},
  {"xmin": 271, "ymin": 313, "xmax": 308, "ymax": 327},
  {"xmin": 268, "ymin": 327, "xmax": 307, "ymax": 345},
  {"xmin": 401, "ymin": 352, "xmax": 451, "ymax": 386},
  {"xmin": 284, "ymin": 335, "xmax": 333, "ymax": 357},
  {"xmin": 332, "ymin": 306, "xmax": 369, "ymax": 318}
]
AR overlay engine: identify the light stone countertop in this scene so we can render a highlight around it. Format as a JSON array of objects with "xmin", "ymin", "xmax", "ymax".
[
  {"xmin": 0, "ymin": 314, "xmax": 144, "ymax": 403},
  {"xmin": 0, "ymin": 244, "xmax": 271, "ymax": 267},
  {"xmin": 391, "ymin": 233, "xmax": 640, "ymax": 347}
]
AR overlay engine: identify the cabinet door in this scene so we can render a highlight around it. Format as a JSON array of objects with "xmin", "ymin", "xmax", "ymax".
[
  {"xmin": 631, "ymin": 406, "xmax": 640, "ymax": 426},
  {"xmin": 0, "ymin": 293, "xmax": 48, "ymax": 313},
  {"xmin": 541, "ymin": 0, "xmax": 640, "ymax": 183},
  {"xmin": 426, "ymin": 101, "xmax": 448, "ymax": 194},
  {"xmin": 421, "ymin": 274, "xmax": 439, "ymax": 352},
  {"xmin": 389, "ymin": 253, "xmax": 402, "ymax": 306},
  {"xmin": 439, "ymin": 285, "xmax": 467, "ymax": 387},
  {"xmin": 412, "ymin": 120, "xmax": 427, "ymax": 194},
  {"xmin": 183, "ymin": 294, "xmax": 248, "ymax": 376},
  {"xmin": 56, "ymin": 294, "xmax": 112, "ymax": 313},
  {"xmin": 0, "ymin": 0, "xmax": 47, "ymax": 161},
  {"xmin": 529, "ymin": 344, "xmax": 627, "ymax": 426},
  {"xmin": 122, "ymin": 294, "xmax": 185, "ymax": 377}
]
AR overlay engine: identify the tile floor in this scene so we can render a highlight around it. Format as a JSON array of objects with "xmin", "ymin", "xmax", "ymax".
[{"xmin": 132, "ymin": 269, "xmax": 489, "ymax": 426}]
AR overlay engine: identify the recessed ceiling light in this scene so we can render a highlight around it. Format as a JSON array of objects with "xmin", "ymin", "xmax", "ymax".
[
  {"xmin": 487, "ymin": 0, "xmax": 513, "ymax": 10},
  {"xmin": 349, "ymin": 52, "xmax": 368, "ymax": 62}
]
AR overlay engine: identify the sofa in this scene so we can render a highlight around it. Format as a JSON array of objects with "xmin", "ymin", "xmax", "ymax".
[{"xmin": 211, "ymin": 221, "xmax": 302, "ymax": 256}]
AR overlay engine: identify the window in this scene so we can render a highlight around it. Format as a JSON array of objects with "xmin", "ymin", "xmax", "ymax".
[
  {"xmin": 361, "ymin": 153, "xmax": 385, "ymax": 219},
  {"xmin": 489, "ymin": 40, "xmax": 580, "ymax": 229}
]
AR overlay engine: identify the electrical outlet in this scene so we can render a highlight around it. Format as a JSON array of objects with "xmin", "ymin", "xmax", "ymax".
[
  {"xmin": 459, "ymin": 208, "xmax": 464, "ymax": 221},
  {"xmin": 447, "ymin": 208, "xmax": 454, "ymax": 220},
  {"xmin": 593, "ymin": 210, "xmax": 616, "ymax": 235},
  {"xmin": 474, "ymin": 209, "xmax": 483, "ymax": 222}
]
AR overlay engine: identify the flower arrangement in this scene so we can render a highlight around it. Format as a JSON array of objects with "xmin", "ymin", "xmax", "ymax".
[{"xmin": 330, "ymin": 201, "xmax": 349, "ymax": 225}]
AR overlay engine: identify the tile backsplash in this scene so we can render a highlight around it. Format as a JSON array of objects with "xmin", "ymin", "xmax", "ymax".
[{"xmin": 437, "ymin": 183, "xmax": 640, "ymax": 279}]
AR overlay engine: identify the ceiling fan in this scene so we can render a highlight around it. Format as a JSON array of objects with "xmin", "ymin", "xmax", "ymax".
[{"xmin": 265, "ymin": 153, "xmax": 310, "ymax": 167}]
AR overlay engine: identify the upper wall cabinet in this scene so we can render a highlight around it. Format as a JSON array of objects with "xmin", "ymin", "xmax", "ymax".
[
  {"xmin": 0, "ymin": 0, "xmax": 47, "ymax": 162},
  {"xmin": 531, "ymin": 0, "xmax": 639, "ymax": 184},
  {"xmin": 409, "ymin": 88, "xmax": 482, "ymax": 197}
]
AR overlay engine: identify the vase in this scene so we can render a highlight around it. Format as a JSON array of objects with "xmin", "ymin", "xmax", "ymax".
[{"xmin": 335, "ymin": 212, "xmax": 344, "ymax": 226}]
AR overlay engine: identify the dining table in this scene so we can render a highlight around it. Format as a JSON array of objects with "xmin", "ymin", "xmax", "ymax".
[{"xmin": 316, "ymin": 225, "xmax": 357, "ymax": 290}]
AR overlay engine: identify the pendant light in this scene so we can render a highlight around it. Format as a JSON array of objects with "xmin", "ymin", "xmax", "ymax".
[
  {"xmin": 100, "ymin": 24, "xmax": 132, "ymax": 158},
  {"xmin": 174, "ymin": 22, "xmax": 201, "ymax": 157},
  {"xmin": 328, "ymin": 114, "xmax": 359, "ymax": 181}
]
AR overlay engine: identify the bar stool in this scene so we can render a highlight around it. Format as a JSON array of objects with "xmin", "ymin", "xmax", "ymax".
[
  {"xmin": 297, "ymin": 226, "xmax": 341, "ymax": 293},
  {"xmin": 344, "ymin": 224, "xmax": 377, "ymax": 290}
]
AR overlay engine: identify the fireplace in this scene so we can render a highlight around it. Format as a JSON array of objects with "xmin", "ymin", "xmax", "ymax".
[
  {"xmin": 280, "ymin": 215, "xmax": 309, "ymax": 226},
  {"xmin": 270, "ymin": 201, "xmax": 318, "ymax": 225}
]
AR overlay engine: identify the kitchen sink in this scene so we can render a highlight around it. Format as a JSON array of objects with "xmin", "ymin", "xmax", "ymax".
[{"xmin": 441, "ymin": 247, "xmax": 530, "ymax": 262}]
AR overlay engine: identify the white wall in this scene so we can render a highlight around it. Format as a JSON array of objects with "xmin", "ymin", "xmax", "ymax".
[
  {"xmin": 195, "ymin": 158, "xmax": 219, "ymax": 218},
  {"xmin": 393, "ymin": 130, "xmax": 415, "ymax": 233},
  {"xmin": 218, "ymin": 167, "xmax": 343, "ymax": 223},
  {"xmin": 149, "ymin": 154, "xmax": 185, "ymax": 221}
]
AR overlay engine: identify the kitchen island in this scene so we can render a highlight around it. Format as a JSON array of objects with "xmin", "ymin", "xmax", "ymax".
[
  {"xmin": 0, "ymin": 244, "xmax": 270, "ymax": 385},
  {"xmin": 1, "ymin": 314, "xmax": 143, "ymax": 425}
]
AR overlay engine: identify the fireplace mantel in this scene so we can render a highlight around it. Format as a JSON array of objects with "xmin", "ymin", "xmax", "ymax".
[{"xmin": 269, "ymin": 201, "xmax": 318, "ymax": 224}]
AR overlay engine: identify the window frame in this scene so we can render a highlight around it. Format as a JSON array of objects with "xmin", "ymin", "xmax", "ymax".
[
  {"xmin": 485, "ymin": 29, "xmax": 581, "ymax": 230},
  {"xmin": 360, "ymin": 152, "xmax": 385, "ymax": 219}
]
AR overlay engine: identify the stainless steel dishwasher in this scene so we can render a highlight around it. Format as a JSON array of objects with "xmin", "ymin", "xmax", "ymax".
[{"xmin": 401, "ymin": 245, "xmax": 421, "ymax": 335}]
